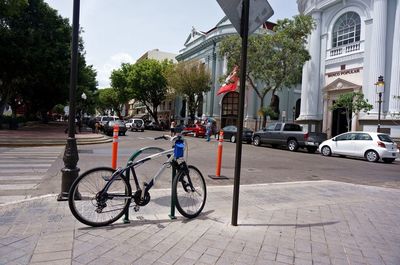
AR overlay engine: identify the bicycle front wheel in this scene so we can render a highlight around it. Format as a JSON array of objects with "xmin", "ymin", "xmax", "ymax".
[
  {"xmin": 68, "ymin": 167, "xmax": 131, "ymax": 227},
  {"xmin": 173, "ymin": 165, "xmax": 207, "ymax": 218}
]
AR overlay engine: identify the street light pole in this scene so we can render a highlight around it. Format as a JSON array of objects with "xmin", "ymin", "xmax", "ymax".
[
  {"xmin": 375, "ymin": 75, "xmax": 384, "ymax": 133},
  {"xmin": 292, "ymin": 106, "xmax": 296, "ymax": 122},
  {"xmin": 58, "ymin": 0, "xmax": 81, "ymax": 201}
]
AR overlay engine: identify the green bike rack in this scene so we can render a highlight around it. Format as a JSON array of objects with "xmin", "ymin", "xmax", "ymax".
[
  {"xmin": 123, "ymin": 147, "xmax": 171, "ymax": 223},
  {"xmin": 169, "ymin": 166, "xmax": 177, "ymax": 220}
]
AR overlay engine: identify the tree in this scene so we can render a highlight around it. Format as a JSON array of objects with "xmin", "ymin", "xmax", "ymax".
[
  {"xmin": 166, "ymin": 60, "xmax": 211, "ymax": 122},
  {"xmin": 331, "ymin": 91, "xmax": 373, "ymax": 132},
  {"xmin": 0, "ymin": 0, "xmax": 97, "ymax": 122},
  {"xmin": 219, "ymin": 15, "xmax": 315, "ymax": 126},
  {"xmin": 97, "ymin": 88, "xmax": 122, "ymax": 116},
  {"xmin": 127, "ymin": 59, "xmax": 172, "ymax": 124},
  {"xmin": 1, "ymin": 0, "xmax": 72, "ymax": 120},
  {"xmin": 110, "ymin": 63, "xmax": 135, "ymax": 113}
]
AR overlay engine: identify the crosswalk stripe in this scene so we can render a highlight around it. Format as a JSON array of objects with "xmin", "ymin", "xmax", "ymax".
[
  {"xmin": 0, "ymin": 175, "xmax": 43, "ymax": 181},
  {"xmin": 0, "ymin": 164, "xmax": 52, "ymax": 167},
  {"xmin": 0, "ymin": 169, "xmax": 48, "ymax": 173},
  {"xmin": 0, "ymin": 147, "xmax": 63, "ymax": 200},
  {"xmin": 0, "ymin": 160, "xmax": 55, "ymax": 163},
  {"xmin": 0, "ymin": 184, "xmax": 38, "ymax": 190}
]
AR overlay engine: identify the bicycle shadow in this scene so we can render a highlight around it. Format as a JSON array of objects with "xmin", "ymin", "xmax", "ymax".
[{"xmin": 76, "ymin": 210, "xmax": 222, "ymax": 231}]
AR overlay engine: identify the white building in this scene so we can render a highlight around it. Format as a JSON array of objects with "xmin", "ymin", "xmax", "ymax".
[
  {"xmin": 177, "ymin": 18, "xmax": 301, "ymax": 129},
  {"xmin": 128, "ymin": 49, "xmax": 177, "ymax": 124},
  {"xmin": 297, "ymin": 0, "xmax": 400, "ymax": 137}
]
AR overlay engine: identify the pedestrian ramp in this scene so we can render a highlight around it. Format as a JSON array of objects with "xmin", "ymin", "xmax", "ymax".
[{"xmin": 0, "ymin": 146, "xmax": 63, "ymax": 204}]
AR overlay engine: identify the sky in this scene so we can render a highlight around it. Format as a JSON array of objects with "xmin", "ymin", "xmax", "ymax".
[{"xmin": 44, "ymin": 0, "xmax": 299, "ymax": 89}]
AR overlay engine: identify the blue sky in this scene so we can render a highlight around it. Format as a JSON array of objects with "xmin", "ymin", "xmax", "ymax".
[{"xmin": 45, "ymin": 0, "xmax": 299, "ymax": 88}]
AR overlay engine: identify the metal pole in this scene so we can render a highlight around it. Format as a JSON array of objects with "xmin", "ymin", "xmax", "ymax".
[
  {"xmin": 231, "ymin": 0, "xmax": 249, "ymax": 226},
  {"xmin": 58, "ymin": 0, "xmax": 80, "ymax": 201},
  {"xmin": 377, "ymin": 92, "xmax": 382, "ymax": 132}
]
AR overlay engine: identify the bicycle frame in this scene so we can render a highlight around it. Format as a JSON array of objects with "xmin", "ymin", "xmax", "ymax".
[{"xmin": 102, "ymin": 143, "xmax": 190, "ymax": 202}]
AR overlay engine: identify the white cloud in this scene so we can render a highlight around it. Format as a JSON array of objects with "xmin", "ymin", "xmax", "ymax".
[{"xmin": 96, "ymin": 53, "xmax": 135, "ymax": 89}]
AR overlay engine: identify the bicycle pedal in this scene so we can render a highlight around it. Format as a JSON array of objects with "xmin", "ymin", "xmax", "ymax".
[{"xmin": 133, "ymin": 205, "xmax": 140, "ymax": 212}]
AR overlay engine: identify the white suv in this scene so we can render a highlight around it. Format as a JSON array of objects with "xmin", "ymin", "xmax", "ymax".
[
  {"xmin": 98, "ymin": 116, "xmax": 119, "ymax": 130},
  {"xmin": 125, "ymin": 118, "xmax": 144, "ymax": 132}
]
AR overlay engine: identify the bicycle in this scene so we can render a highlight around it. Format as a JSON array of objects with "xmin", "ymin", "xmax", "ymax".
[{"xmin": 68, "ymin": 133, "xmax": 207, "ymax": 227}]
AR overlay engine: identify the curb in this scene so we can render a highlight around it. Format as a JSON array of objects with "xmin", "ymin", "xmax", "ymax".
[{"xmin": 0, "ymin": 136, "xmax": 112, "ymax": 147}]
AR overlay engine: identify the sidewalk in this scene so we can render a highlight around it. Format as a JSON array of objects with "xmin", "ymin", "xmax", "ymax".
[
  {"xmin": 0, "ymin": 181, "xmax": 399, "ymax": 265},
  {"xmin": 0, "ymin": 121, "xmax": 111, "ymax": 147}
]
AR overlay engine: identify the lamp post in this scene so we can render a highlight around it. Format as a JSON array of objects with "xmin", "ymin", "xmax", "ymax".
[
  {"xmin": 292, "ymin": 106, "xmax": 296, "ymax": 122},
  {"xmin": 58, "ymin": 0, "xmax": 80, "ymax": 201},
  {"xmin": 81, "ymin": 92, "xmax": 87, "ymax": 117},
  {"xmin": 375, "ymin": 75, "xmax": 384, "ymax": 132}
]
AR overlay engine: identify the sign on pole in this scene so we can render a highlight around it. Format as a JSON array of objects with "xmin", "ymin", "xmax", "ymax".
[
  {"xmin": 216, "ymin": 0, "xmax": 274, "ymax": 226},
  {"xmin": 217, "ymin": 0, "xmax": 274, "ymax": 36}
]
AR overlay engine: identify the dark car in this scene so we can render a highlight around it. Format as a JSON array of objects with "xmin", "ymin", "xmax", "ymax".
[
  {"xmin": 103, "ymin": 120, "xmax": 127, "ymax": 136},
  {"xmin": 144, "ymin": 121, "xmax": 163, "ymax": 131},
  {"xmin": 219, "ymin": 125, "xmax": 253, "ymax": 143},
  {"xmin": 183, "ymin": 124, "xmax": 206, "ymax": 137}
]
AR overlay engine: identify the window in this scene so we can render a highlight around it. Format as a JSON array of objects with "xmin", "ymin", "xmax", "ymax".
[
  {"xmin": 222, "ymin": 92, "xmax": 239, "ymax": 116},
  {"xmin": 265, "ymin": 123, "xmax": 276, "ymax": 131},
  {"xmin": 356, "ymin": 133, "xmax": 372, "ymax": 141},
  {"xmin": 283, "ymin": 124, "xmax": 301, "ymax": 131},
  {"xmin": 332, "ymin": 12, "xmax": 361, "ymax": 48},
  {"xmin": 275, "ymin": 124, "xmax": 282, "ymax": 131}
]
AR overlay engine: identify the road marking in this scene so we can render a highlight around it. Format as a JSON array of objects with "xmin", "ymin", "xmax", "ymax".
[
  {"xmin": 0, "ymin": 164, "xmax": 52, "ymax": 167},
  {"xmin": 0, "ymin": 169, "xmax": 48, "ymax": 173},
  {"xmin": 0, "ymin": 175, "xmax": 43, "ymax": 181},
  {"xmin": 0, "ymin": 146, "xmax": 63, "ymax": 200},
  {"xmin": 0, "ymin": 184, "xmax": 37, "ymax": 190}
]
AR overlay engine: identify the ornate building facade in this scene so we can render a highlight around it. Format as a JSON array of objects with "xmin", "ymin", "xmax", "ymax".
[
  {"xmin": 176, "ymin": 17, "xmax": 302, "ymax": 130},
  {"xmin": 297, "ymin": 0, "xmax": 400, "ymax": 137}
]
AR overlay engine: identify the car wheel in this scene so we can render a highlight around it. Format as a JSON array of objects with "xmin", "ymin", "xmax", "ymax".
[
  {"xmin": 382, "ymin": 158, "xmax": 395, "ymax": 163},
  {"xmin": 321, "ymin": 146, "xmax": 331, "ymax": 156},
  {"xmin": 365, "ymin": 150, "xmax": 379, "ymax": 162},
  {"xmin": 287, "ymin": 139, "xmax": 299, "ymax": 151},
  {"xmin": 253, "ymin": 136, "xmax": 261, "ymax": 146},
  {"xmin": 230, "ymin": 135, "xmax": 236, "ymax": 143}
]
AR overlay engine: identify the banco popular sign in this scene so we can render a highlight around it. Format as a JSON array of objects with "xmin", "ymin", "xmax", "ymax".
[{"xmin": 326, "ymin": 67, "xmax": 362, "ymax": 78}]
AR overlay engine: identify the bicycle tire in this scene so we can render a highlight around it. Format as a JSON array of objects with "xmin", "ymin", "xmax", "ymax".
[
  {"xmin": 173, "ymin": 165, "xmax": 207, "ymax": 218},
  {"xmin": 68, "ymin": 167, "xmax": 131, "ymax": 227}
]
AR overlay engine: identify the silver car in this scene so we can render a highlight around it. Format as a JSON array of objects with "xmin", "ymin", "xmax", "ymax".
[{"xmin": 318, "ymin": 132, "xmax": 399, "ymax": 163}]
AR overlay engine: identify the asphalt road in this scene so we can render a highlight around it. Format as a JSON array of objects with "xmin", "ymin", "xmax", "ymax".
[
  {"xmin": 2, "ymin": 129, "xmax": 399, "ymax": 203},
  {"xmin": 74, "ymin": 130, "xmax": 400, "ymax": 189}
]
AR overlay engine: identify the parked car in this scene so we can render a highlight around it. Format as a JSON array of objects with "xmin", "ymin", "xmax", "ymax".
[
  {"xmin": 183, "ymin": 124, "xmax": 206, "ymax": 137},
  {"xmin": 97, "ymin": 116, "xmax": 119, "ymax": 131},
  {"xmin": 103, "ymin": 120, "xmax": 127, "ymax": 136},
  {"xmin": 318, "ymin": 132, "xmax": 399, "ymax": 163},
  {"xmin": 252, "ymin": 122, "xmax": 327, "ymax": 153},
  {"xmin": 144, "ymin": 121, "xmax": 163, "ymax": 131},
  {"xmin": 218, "ymin": 125, "xmax": 253, "ymax": 143},
  {"xmin": 125, "ymin": 118, "xmax": 145, "ymax": 132}
]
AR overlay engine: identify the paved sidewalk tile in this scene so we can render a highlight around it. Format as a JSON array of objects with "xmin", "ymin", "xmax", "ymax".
[{"xmin": 0, "ymin": 181, "xmax": 399, "ymax": 265}]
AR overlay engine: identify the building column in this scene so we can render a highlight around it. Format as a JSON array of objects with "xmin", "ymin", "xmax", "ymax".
[
  {"xmin": 298, "ymin": 11, "xmax": 321, "ymax": 121},
  {"xmin": 322, "ymin": 94, "xmax": 329, "ymax": 133},
  {"xmin": 389, "ymin": 0, "xmax": 400, "ymax": 114},
  {"xmin": 367, "ymin": 0, "xmax": 387, "ymax": 112}
]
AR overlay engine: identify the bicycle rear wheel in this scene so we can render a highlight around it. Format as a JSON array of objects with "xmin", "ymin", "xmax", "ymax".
[
  {"xmin": 68, "ymin": 167, "xmax": 131, "ymax": 227},
  {"xmin": 173, "ymin": 165, "xmax": 206, "ymax": 218}
]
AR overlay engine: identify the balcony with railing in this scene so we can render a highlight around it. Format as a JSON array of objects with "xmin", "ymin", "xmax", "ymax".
[{"xmin": 326, "ymin": 41, "xmax": 364, "ymax": 59}]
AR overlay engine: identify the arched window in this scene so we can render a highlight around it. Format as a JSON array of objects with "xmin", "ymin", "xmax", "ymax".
[{"xmin": 332, "ymin": 12, "xmax": 361, "ymax": 48}]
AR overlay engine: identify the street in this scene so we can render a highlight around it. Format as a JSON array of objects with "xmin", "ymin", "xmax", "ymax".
[{"xmin": 0, "ymin": 129, "xmax": 399, "ymax": 204}]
